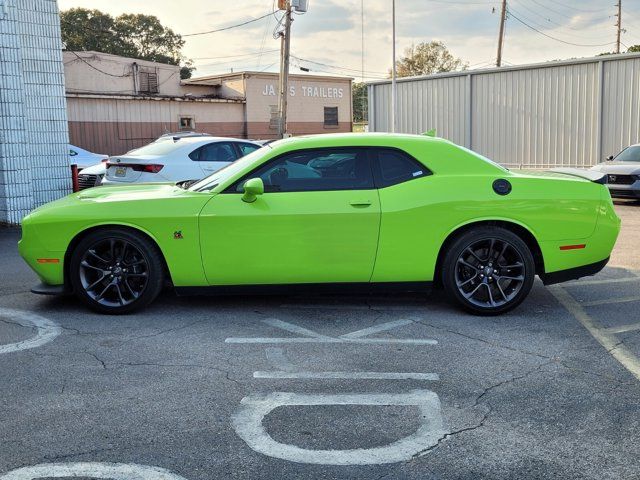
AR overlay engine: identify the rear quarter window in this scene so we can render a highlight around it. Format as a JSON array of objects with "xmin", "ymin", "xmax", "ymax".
[{"xmin": 373, "ymin": 149, "xmax": 431, "ymax": 188}]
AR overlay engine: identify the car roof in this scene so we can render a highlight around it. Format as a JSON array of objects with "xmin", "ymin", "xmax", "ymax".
[{"xmin": 269, "ymin": 132, "xmax": 450, "ymax": 150}]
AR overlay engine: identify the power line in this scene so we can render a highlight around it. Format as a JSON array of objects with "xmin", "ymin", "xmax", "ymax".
[
  {"xmin": 509, "ymin": 10, "xmax": 617, "ymax": 47},
  {"xmin": 183, "ymin": 12, "xmax": 274, "ymax": 37},
  {"xmin": 291, "ymin": 55, "xmax": 388, "ymax": 76},
  {"xmin": 192, "ymin": 49, "xmax": 280, "ymax": 61},
  {"xmin": 68, "ymin": 51, "xmax": 131, "ymax": 77}
]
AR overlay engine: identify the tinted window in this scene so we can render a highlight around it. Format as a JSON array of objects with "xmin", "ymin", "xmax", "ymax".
[
  {"xmin": 233, "ymin": 148, "xmax": 374, "ymax": 193},
  {"xmin": 374, "ymin": 149, "xmax": 430, "ymax": 188},
  {"xmin": 190, "ymin": 142, "xmax": 238, "ymax": 162},
  {"xmin": 615, "ymin": 146, "xmax": 640, "ymax": 162},
  {"xmin": 236, "ymin": 143, "xmax": 260, "ymax": 156}
]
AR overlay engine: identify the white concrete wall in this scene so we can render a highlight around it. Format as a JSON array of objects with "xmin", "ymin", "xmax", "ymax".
[{"xmin": 0, "ymin": 0, "xmax": 69, "ymax": 224}]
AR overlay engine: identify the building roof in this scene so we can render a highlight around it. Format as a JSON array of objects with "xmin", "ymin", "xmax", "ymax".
[{"xmin": 184, "ymin": 70, "xmax": 352, "ymax": 86}]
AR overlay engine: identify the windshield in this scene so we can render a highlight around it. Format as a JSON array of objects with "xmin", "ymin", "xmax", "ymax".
[
  {"xmin": 189, "ymin": 145, "xmax": 272, "ymax": 192},
  {"xmin": 125, "ymin": 142, "xmax": 186, "ymax": 157},
  {"xmin": 614, "ymin": 146, "xmax": 640, "ymax": 162}
]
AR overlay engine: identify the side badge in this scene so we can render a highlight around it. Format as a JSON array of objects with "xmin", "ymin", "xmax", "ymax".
[{"xmin": 174, "ymin": 230, "xmax": 184, "ymax": 240}]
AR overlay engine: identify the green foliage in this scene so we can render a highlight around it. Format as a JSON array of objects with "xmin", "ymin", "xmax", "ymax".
[
  {"xmin": 60, "ymin": 8, "xmax": 194, "ymax": 79},
  {"xmin": 352, "ymin": 82, "xmax": 368, "ymax": 124},
  {"xmin": 392, "ymin": 41, "xmax": 467, "ymax": 78}
]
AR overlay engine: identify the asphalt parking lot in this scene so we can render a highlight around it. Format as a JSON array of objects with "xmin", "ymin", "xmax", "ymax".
[{"xmin": 1, "ymin": 200, "xmax": 639, "ymax": 480}]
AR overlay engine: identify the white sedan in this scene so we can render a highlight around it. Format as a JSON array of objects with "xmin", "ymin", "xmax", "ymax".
[
  {"xmin": 69, "ymin": 144, "xmax": 108, "ymax": 170},
  {"xmin": 103, "ymin": 137, "xmax": 261, "ymax": 185}
]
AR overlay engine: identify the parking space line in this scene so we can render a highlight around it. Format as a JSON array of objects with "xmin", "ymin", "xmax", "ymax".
[
  {"xmin": 226, "ymin": 318, "xmax": 437, "ymax": 345},
  {"xmin": 549, "ymin": 285, "xmax": 640, "ymax": 382},
  {"xmin": 0, "ymin": 308, "xmax": 61, "ymax": 355},
  {"xmin": 253, "ymin": 371, "xmax": 440, "ymax": 381},
  {"xmin": 604, "ymin": 322, "xmax": 640, "ymax": 334},
  {"xmin": 339, "ymin": 319, "xmax": 414, "ymax": 339},
  {"xmin": 0, "ymin": 462, "xmax": 189, "ymax": 480},
  {"xmin": 581, "ymin": 296, "xmax": 640, "ymax": 307}
]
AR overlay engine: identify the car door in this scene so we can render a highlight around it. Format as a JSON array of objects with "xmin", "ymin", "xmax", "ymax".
[
  {"xmin": 190, "ymin": 141, "xmax": 239, "ymax": 177},
  {"xmin": 198, "ymin": 147, "xmax": 381, "ymax": 285}
]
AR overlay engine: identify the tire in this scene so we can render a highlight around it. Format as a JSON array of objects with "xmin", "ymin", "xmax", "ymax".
[
  {"xmin": 441, "ymin": 226, "xmax": 535, "ymax": 315},
  {"xmin": 69, "ymin": 228, "xmax": 165, "ymax": 314}
]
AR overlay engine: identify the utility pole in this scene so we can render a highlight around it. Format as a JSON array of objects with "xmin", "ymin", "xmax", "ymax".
[
  {"xmin": 496, "ymin": 0, "xmax": 507, "ymax": 67},
  {"xmin": 615, "ymin": 0, "xmax": 622, "ymax": 54},
  {"xmin": 391, "ymin": 0, "xmax": 397, "ymax": 133},
  {"xmin": 277, "ymin": 1, "xmax": 293, "ymax": 139}
]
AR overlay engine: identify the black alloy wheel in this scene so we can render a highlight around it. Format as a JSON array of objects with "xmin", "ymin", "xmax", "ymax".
[
  {"xmin": 442, "ymin": 227, "xmax": 535, "ymax": 315},
  {"xmin": 70, "ymin": 229, "xmax": 164, "ymax": 314}
]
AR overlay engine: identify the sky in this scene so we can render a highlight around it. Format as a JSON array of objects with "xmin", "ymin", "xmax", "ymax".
[{"xmin": 57, "ymin": 0, "xmax": 640, "ymax": 81}]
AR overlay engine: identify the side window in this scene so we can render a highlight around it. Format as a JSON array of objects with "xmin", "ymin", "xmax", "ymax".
[
  {"xmin": 236, "ymin": 143, "xmax": 260, "ymax": 157},
  {"xmin": 232, "ymin": 148, "xmax": 374, "ymax": 193},
  {"xmin": 373, "ymin": 149, "xmax": 430, "ymax": 188},
  {"xmin": 190, "ymin": 142, "xmax": 238, "ymax": 162}
]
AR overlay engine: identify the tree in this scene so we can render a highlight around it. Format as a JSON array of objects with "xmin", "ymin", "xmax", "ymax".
[
  {"xmin": 352, "ymin": 82, "xmax": 368, "ymax": 124},
  {"xmin": 60, "ymin": 8, "xmax": 194, "ymax": 79},
  {"xmin": 392, "ymin": 41, "xmax": 467, "ymax": 78}
]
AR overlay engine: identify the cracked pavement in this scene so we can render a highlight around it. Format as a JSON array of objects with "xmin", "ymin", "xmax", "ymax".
[{"xmin": 1, "ymin": 202, "xmax": 639, "ymax": 479}]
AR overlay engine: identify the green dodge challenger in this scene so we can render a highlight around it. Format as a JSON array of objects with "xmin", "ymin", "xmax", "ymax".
[{"xmin": 19, "ymin": 133, "xmax": 620, "ymax": 315}]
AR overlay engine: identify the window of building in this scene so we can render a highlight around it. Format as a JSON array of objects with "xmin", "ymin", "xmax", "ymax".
[
  {"xmin": 373, "ymin": 149, "xmax": 431, "ymax": 188},
  {"xmin": 324, "ymin": 107, "xmax": 339, "ymax": 127},
  {"xmin": 179, "ymin": 116, "xmax": 195, "ymax": 131},
  {"xmin": 138, "ymin": 70, "xmax": 159, "ymax": 94},
  {"xmin": 231, "ymin": 148, "xmax": 374, "ymax": 193}
]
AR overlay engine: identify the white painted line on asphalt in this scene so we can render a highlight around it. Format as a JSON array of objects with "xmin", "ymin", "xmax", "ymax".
[
  {"xmin": 0, "ymin": 462, "xmax": 189, "ymax": 480},
  {"xmin": 580, "ymin": 296, "xmax": 640, "ymax": 307},
  {"xmin": 231, "ymin": 390, "xmax": 446, "ymax": 465},
  {"xmin": 0, "ymin": 308, "xmax": 61, "ymax": 355},
  {"xmin": 253, "ymin": 371, "xmax": 440, "ymax": 381},
  {"xmin": 604, "ymin": 322, "xmax": 640, "ymax": 334},
  {"xmin": 339, "ymin": 319, "xmax": 414, "ymax": 339},
  {"xmin": 225, "ymin": 318, "xmax": 437, "ymax": 345},
  {"xmin": 549, "ymin": 285, "xmax": 640, "ymax": 382},
  {"xmin": 564, "ymin": 276, "xmax": 640, "ymax": 287}
]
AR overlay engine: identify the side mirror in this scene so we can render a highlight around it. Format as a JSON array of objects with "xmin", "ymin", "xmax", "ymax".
[
  {"xmin": 606, "ymin": 155, "xmax": 614, "ymax": 161},
  {"xmin": 242, "ymin": 177, "xmax": 264, "ymax": 203}
]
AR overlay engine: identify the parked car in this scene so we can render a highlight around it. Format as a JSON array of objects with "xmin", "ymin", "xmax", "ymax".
[
  {"xmin": 69, "ymin": 145, "xmax": 108, "ymax": 170},
  {"xmin": 20, "ymin": 133, "xmax": 620, "ymax": 315},
  {"xmin": 77, "ymin": 162, "xmax": 107, "ymax": 190},
  {"xmin": 103, "ymin": 137, "xmax": 261, "ymax": 185},
  {"xmin": 153, "ymin": 132, "xmax": 213, "ymax": 143},
  {"xmin": 590, "ymin": 144, "xmax": 640, "ymax": 199}
]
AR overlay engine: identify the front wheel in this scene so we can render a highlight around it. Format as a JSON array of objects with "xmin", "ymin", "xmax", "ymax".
[
  {"xmin": 442, "ymin": 227, "xmax": 536, "ymax": 315},
  {"xmin": 69, "ymin": 229, "xmax": 165, "ymax": 314}
]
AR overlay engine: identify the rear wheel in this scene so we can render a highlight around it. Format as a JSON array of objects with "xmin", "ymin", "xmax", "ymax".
[
  {"xmin": 69, "ymin": 229, "xmax": 164, "ymax": 314},
  {"xmin": 442, "ymin": 227, "xmax": 535, "ymax": 315}
]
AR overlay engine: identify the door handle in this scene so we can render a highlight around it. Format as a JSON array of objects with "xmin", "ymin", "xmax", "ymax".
[{"xmin": 350, "ymin": 200, "xmax": 372, "ymax": 207}]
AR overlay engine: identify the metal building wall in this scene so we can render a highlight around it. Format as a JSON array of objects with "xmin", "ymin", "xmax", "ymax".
[
  {"xmin": 0, "ymin": 0, "xmax": 69, "ymax": 224},
  {"xmin": 368, "ymin": 54, "xmax": 640, "ymax": 169}
]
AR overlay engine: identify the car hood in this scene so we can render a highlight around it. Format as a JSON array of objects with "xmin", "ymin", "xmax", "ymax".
[
  {"xmin": 590, "ymin": 162, "xmax": 640, "ymax": 174},
  {"xmin": 74, "ymin": 183, "xmax": 190, "ymax": 203}
]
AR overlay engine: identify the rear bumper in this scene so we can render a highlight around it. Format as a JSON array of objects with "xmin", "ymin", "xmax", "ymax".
[{"xmin": 540, "ymin": 257, "xmax": 609, "ymax": 285}]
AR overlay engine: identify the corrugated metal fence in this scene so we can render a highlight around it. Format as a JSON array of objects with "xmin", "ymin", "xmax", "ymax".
[{"xmin": 368, "ymin": 53, "xmax": 640, "ymax": 169}]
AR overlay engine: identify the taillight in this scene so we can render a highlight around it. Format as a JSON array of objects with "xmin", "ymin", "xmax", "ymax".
[
  {"xmin": 141, "ymin": 164, "xmax": 164, "ymax": 173},
  {"xmin": 106, "ymin": 163, "xmax": 164, "ymax": 173}
]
